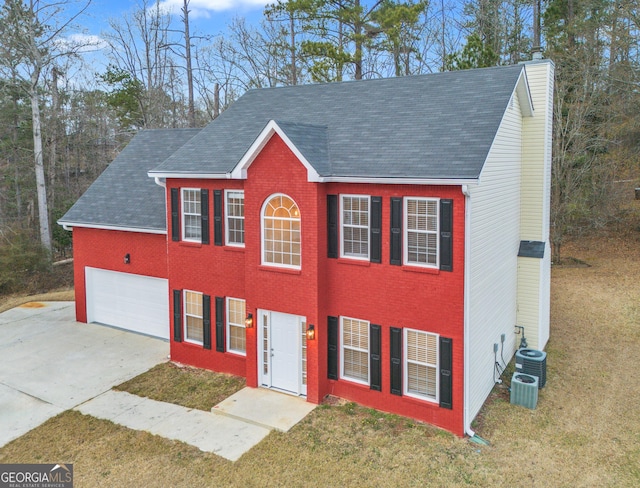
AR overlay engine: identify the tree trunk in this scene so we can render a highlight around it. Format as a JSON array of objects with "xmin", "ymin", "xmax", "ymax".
[
  {"xmin": 48, "ymin": 67, "xmax": 59, "ymax": 227},
  {"xmin": 30, "ymin": 79, "xmax": 52, "ymax": 252},
  {"xmin": 183, "ymin": 0, "xmax": 195, "ymax": 127}
]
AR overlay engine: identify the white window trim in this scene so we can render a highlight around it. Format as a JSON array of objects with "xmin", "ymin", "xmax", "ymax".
[
  {"xmin": 261, "ymin": 193, "xmax": 301, "ymax": 270},
  {"xmin": 340, "ymin": 194, "xmax": 370, "ymax": 260},
  {"xmin": 226, "ymin": 297, "xmax": 246, "ymax": 356},
  {"xmin": 403, "ymin": 197, "xmax": 440, "ymax": 268},
  {"xmin": 183, "ymin": 289, "xmax": 203, "ymax": 345},
  {"xmin": 224, "ymin": 190, "xmax": 245, "ymax": 247},
  {"xmin": 340, "ymin": 316, "xmax": 370, "ymax": 386},
  {"xmin": 403, "ymin": 328, "xmax": 439, "ymax": 403},
  {"xmin": 181, "ymin": 188, "xmax": 201, "ymax": 243}
]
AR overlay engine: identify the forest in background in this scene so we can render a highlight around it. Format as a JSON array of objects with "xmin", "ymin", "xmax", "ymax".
[{"xmin": 0, "ymin": 0, "xmax": 638, "ymax": 292}]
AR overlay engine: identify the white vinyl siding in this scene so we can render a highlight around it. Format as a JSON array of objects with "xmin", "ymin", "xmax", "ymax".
[
  {"xmin": 226, "ymin": 297, "xmax": 246, "ymax": 355},
  {"xmin": 404, "ymin": 329, "xmax": 439, "ymax": 401},
  {"xmin": 184, "ymin": 290, "xmax": 203, "ymax": 344},
  {"xmin": 341, "ymin": 195, "xmax": 370, "ymax": 259},
  {"xmin": 404, "ymin": 197, "xmax": 439, "ymax": 267},
  {"xmin": 181, "ymin": 188, "xmax": 201, "ymax": 242},
  {"xmin": 262, "ymin": 194, "xmax": 301, "ymax": 268},
  {"xmin": 465, "ymin": 87, "xmax": 524, "ymax": 426},
  {"xmin": 517, "ymin": 62, "xmax": 554, "ymax": 352},
  {"xmin": 340, "ymin": 317, "xmax": 369, "ymax": 384},
  {"xmin": 225, "ymin": 190, "xmax": 245, "ymax": 246}
]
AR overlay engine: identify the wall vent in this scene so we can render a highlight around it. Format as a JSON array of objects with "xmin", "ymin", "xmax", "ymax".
[
  {"xmin": 510, "ymin": 373, "xmax": 539, "ymax": 409},
  {"xmin": 515, "ymin": 348, "xmax": 547, "ymax": 388}
]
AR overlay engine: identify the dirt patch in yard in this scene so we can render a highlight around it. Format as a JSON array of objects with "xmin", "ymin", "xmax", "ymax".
[{"xmin": 0, "ymin": 289, "xmax": 75, "ymax": 314}]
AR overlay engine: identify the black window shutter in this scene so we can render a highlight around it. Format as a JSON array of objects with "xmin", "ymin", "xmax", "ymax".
[
  {"xmin": 370, "ymin": 196, "xmax": 382, "ymax": 263},
  {"xmin": 327, "ymin": 316, "xmax": 339, "ymax": 379},
  {"xmin": 214, "ymin": 190, "xmax": 223, "ymax": 246},
  {"xmin": 439, "ymin": 337, "xmax": 453, "ymax": 409},
  {"xmin": 370, "ymin": 324, "xmax": 381, "ymax": 391},
  {"xmin": 390, "ymin": 327, "xmax": 402, "ymax": 395},
  {"xmin": 215, "ymin": 296, "xmax": 225, "ymax": 352},
  {"xmin": 390, "ymin": 197, "xmax": 402, "ymax": 266},
  {"xmin": 171, "ymin": 188, "xmax": 180, "ymax": 242},
  {"xmin": 327, "ymin": 195, "xmax": 338, "ymax": 259},
  {"xmin": 173, "ymin": 289, "xmax": 182, "ymax": 342},
  {"xmin": 203, "ymin": 295, "xmax": 211, "ymax": 350},
  {"xmin": 440, "ymin": 199, "xmax": 453, "ymax": 271},
  {"xmin": 201, "ymin": 189, "xmax": 210, "ymax": 245}
]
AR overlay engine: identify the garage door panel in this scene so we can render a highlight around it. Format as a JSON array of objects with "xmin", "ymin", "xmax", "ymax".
[{"xmin": 86, "ymin": 268, "xmax": 169, "ymax": 340}]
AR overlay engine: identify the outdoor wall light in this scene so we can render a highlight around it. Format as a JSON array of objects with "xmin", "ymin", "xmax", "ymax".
[
  {"xmin": 306, "ymin": 324, "xmax": 315, "ymax": 341},
  {"xmin": 124, "ymin": 253, "xmax": 131, "ymax": 264},
  {"xmin": 245, "ymin": 313, "xmax": 254, "ymax": 328}
]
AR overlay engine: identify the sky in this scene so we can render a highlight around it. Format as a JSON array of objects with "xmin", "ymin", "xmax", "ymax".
[{"xmin": 84, "ymin": 0, "xmax": 272, "ymax": 38}]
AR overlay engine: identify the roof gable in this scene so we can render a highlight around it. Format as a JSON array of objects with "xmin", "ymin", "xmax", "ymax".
[
  {"xmin": 231, "ymin": 120, "xmax": 328, "ymax": 182},
  {"xmin": 150, "ymin": 64, "xmax": 530, "ymax": 182}
]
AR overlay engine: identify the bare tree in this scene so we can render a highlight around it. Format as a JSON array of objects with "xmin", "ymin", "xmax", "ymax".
[{"xmin": 0, "ymin": 0, "xmax": 91, "ymax": 252}]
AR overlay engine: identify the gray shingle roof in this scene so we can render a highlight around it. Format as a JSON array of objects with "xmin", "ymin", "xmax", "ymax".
[
  {"xmin": 151, "ymin": 64, "xmax": 525, "ymax": 180},
  {"xmin": 59, "ymin": 129, "xmax": 200, "ymax": 231}
]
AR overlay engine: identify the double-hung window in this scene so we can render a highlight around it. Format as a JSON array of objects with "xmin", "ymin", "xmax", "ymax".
[
  {"xmin": 182, "ymin": 188, "xmax": 202, "ymax": 242},
  {"xmin": 404, "ymin": 328, "xmax": 438, "ymax": 401},
  {"xmin": 226, "ymin": 297, "xmax": 246, "ymax": 354},
  {"xmin": 404, "ymin": 197, "xmax": 439, "ymax": 267},
  {"xmin": 184, "ymin": 290, "xmax": 203, "ymax": 344},
  {"xmin": 225, "ymin": 190, "xmax": 245, "ymax": 246},
  {"xmin": 340, "ymin": 316, "xmax": 370, "ymax": 384},
  {"xmin": 341, "ymin": 195, "xmax": 370, "ymax": 259}
]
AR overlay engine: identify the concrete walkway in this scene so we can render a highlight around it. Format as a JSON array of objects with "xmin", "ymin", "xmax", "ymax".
[
  {"xmin": 0, "ymin": 301, "xmax": 316, "ymax": 461},
  {"xmin": 0, "ymin": 302, "xmax": 168, "ymax": 448},
  {"xmin": 75, "ymin": 388, "xmax": 316, "ymax": 461}
]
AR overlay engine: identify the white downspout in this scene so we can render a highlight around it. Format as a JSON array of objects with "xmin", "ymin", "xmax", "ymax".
[
  {"xmin": 462, "ymin": 184, "xmax": 475, "ymax": 437},
  {"xmin": 154, "ymin": 177, "xmax": 166, "ymax": 188}
]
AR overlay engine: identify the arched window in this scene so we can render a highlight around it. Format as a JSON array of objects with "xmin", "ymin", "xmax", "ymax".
[{"xmin": 262, "ymin": 194, "xmax": 301, "ymax": 268}]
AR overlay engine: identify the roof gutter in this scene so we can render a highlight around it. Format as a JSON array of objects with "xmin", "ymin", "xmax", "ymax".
[
  {"xmin": 146, "ymin": 172, "xmax": 479, "ymax": 186},
  {"xmin": 56, "ymin": 221, "xmax": 167, "ymax": 235},
  {"xmin": 148, "ymin": 171, "xmax": 232, "ymax": 180}
]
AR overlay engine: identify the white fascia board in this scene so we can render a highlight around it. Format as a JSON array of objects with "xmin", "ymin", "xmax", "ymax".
[
  {"xmin": 230, "ymin": 120, "xmax": 323, "ymax": 182},
  {"xmin": 515, "ymin": 68, "xmax": 534, "ymax": 117},
  {"xmin": 147, "ymin": 171, "xmax": 231, "ymax": 179},
  {"xmin": 318, "ymin": 176, "xmax": 478, "ymax": 186},
  {"xmin": 57, "ymin": 221, "xmax": 167, "ymax": 235}
]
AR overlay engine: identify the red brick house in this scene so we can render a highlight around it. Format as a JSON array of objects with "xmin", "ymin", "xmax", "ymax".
[{"xmin": 60, "ymin": 61, "xmax": 553, "ymax": 437}]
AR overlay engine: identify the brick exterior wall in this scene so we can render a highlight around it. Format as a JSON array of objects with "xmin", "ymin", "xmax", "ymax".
[
  {"xmin": 74, "ymin": 133, "xmax": 466, "ymax": 436},
  {"xmin": 72, "ymin": 227, "xmax": 168, "ymax": 323}
]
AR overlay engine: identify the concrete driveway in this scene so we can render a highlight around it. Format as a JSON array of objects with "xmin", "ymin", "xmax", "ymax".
[{"xmin": 0, "ymin": 302, "xmax": 168, "ymax": 448}]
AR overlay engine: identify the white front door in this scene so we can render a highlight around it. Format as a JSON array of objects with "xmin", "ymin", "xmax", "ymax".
[{"xmin": 258, "ymin": 310, "xmax": 307, "ymax": 396}]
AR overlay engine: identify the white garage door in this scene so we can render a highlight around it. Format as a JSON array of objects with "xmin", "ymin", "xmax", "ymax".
[{"xmin": 85, "ymin": 267, "xmax": 169, "ymax": 339}]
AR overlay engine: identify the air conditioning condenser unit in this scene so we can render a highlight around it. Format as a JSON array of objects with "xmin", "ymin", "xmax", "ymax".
[{"xmin": 510, "ymin": 372, "xmax": 539, "ymax": 409}]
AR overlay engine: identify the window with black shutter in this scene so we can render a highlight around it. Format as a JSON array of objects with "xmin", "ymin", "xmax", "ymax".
[
  {"xmin": 390, "ymin": 327, "xmax": 402, "ymax": 395},
  {"xmin": 203, "ymin": 295, "xmax": 211, "ymax": 349},
  {"xmin": 370, "ymin": 197, "xmax": 382, "ymax": 263},
  {"xmin": 327, "ymin": 195, "xmax": 338, "ymax": 258},
  {"xmin": 327, "ymin": 316, "xmax": 338, "ymax": 379},
  {"xmin": 171, "ymin": 188, "xmax": 180, "ymax": 242},
  {"xmin": 439, "ymin": 337, "xmax": 453, "ymax": 409},
  {"xmin": 439, "ymin": 199, "xmax": 453, "ymax": 271},
  {"xmin": 390, "ymin": 198, "xmax": 402, "ymax": 265},
  {"xmin": 370, "ymin": 324, "xmax": 381, "ymax": 391},
  {"xmin": 201, "ymin": 189, "xmax": 210, "ymax": 245},
  {"xmin": 173, "ymin": 289, "xmax": 182, "ymax": 342},
  {"xmin": 215, "ymin": 296, "xmax": 225, "ymax": 352},
  {"xmin": 214, "ymin": 190, "xmax": 223, "ymax": 246}
]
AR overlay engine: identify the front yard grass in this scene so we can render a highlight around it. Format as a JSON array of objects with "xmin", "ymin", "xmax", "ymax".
[
  {"xmin": 1, "ymin": 230, "xmax": 639, "ymax": 487},
  {"xmin": 114, "ymin": 362, "xmax": 246, "ymax": 411}
]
